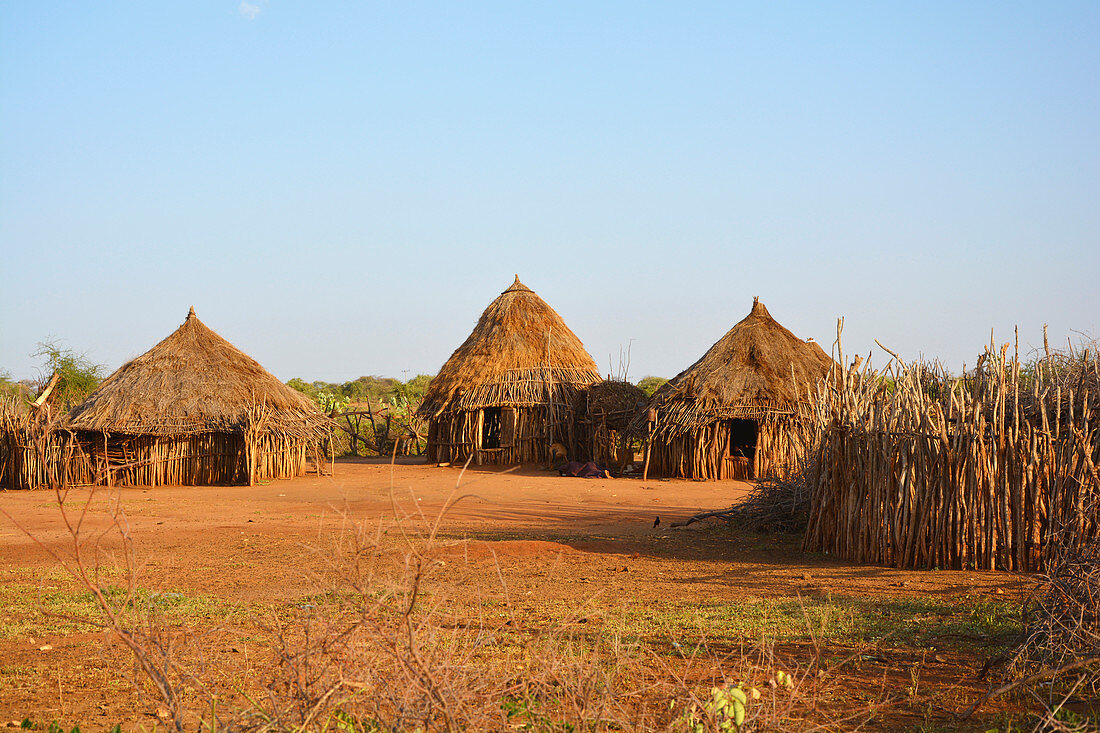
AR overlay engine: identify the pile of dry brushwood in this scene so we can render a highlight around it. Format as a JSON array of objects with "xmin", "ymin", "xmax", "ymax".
[
  {"xmin": 963, "ymin": 520, "xmax": 1100, "ymax": 728},
  {"xmin": 1013, "ymin": 524, "xmax": 1100, "ymax": 690},
  {"xmin": 671, "ymin": 468, "xmax": 811, "ymax": 533}
]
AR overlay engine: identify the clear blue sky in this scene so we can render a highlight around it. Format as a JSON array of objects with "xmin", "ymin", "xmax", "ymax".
[{"xmin": 2, "ymin": 2, "xmax": 1096, "ymax": 384}]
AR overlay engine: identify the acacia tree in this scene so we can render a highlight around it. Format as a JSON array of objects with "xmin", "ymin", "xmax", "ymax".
[{"xmin": 32, "ymin": 339, "xmax": 104, "ymax": 409}]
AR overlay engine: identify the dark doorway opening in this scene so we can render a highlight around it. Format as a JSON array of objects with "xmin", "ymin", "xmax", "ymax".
[
  {"xmin": 482, "ymin": 407, "xmax": 502, "ymax": 449},
  {"xmin": 725, "ymin": 419, "xmax": 758, "ymax": 480},
  {"xmin": 727, "ymin": 419, "xmax": 757, "ymax": 459}
]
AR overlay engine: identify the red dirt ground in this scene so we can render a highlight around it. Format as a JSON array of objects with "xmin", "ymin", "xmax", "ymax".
[{"xmin": 0, "ymin": 458, "xmax": 1031, "ymax": 728}]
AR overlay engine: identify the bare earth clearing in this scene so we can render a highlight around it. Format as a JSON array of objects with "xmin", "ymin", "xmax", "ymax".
[{"xmin": 0, "ymin": 459, "xmax": 1030, "ymax": 729}]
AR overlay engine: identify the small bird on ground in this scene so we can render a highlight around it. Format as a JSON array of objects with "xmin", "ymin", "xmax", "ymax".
[{"xmin": 653, "ymin": 516, "xmax": 661, "ymax": 528}]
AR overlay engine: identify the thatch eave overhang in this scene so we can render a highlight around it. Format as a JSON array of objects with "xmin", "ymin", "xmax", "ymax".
[
  {"xmin": 627, "ymin": 398, "xmax": 803, "ymax": 438},
  {"xmin": 419, "ymin": 366, "xmax": 599, "ymax": 418},
  {"xmin": 67, "ymin": 412, "xmax": 335, "ymax": 440}
]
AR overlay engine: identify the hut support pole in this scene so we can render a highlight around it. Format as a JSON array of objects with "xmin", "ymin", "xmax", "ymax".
[
  {"xmin": 643, "ymin": 410, "xmax": 655, "ymax": 483},
  {"xmin": 104, "ymin": 433, "xmax": 112, "ymax": 488},
  {"xmin": 545, "ymin": 327, "xmax": 553, "ymax": 467}
]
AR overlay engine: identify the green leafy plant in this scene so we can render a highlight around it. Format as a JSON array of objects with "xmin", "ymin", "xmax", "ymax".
[
  {"xmin": 501, "ymin": 695, "xmax": 577, "ymax": 732},
  {"xmin": 636, "ymin": 376, "xmax": 667, "ymax": 398},
  {"xmin": 17, "ymin": 720, "xmax": 118, "ymax": 733},
  {"xmin": 678, "ymin": 680, "xmax": 774, "ymax": 732},
  {"xmin": 316, "ymin": 389, "xmax": 350, "ymax": 415},
  {"xmin": 31, "ymin": 339, "xmax": 104, "ymax": 408}
]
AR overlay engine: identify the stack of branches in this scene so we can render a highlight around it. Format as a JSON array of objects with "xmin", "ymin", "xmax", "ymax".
[
  {"xmin": 734, "ymin": 469, "xmax": 814, "ymax": 534},
  {"xmin": 1028, "ymin": 330, "xmax": 1099, "ymax": 399},
  {"xmin": 963, "ymin": 501, "xmax": 1100, "ymax": 729},
  {"xmin": 1012, "ymin": 516, "xmax": 1100, "ymax": 694},
  {"xmin": 671, "ymin": 465, "xmax": 813, "ymax": 534}
]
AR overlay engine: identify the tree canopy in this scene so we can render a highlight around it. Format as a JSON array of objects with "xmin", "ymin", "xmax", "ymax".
[
  {"xmin": 636, "ymin": 376, "xmax": 668, "ymax": 398},
  {"xmin": 32, "ymin": 339, "xmax": 104, "ymax": 409}
]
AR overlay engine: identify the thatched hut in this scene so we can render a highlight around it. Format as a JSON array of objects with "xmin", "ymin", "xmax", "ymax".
[
  {"xmin": 64, "ymin": 308, "xmax": 332, "ymax": 486},
  {"xmin": 635, "ymin": 298, "xmax": 833, "ymax": 481},
  {"xmin": 417, "ymin": 276, "xmax": 601, "ymax": 465},
  {"xmin": 579, "ymin": 380, "xmax": 648, "ymax": 468}
]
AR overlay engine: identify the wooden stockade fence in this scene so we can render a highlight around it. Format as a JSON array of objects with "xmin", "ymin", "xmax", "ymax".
[
  {"xmin": 1, "ymin": 401, "xmax": 96, "ymax": 489},
  {"xmin": 802, "ymin": 332, "xmax": 1100, "ymax": 572}
]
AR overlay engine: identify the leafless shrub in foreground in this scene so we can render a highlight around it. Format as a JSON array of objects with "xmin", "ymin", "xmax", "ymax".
[
  {"xmin": 1013, "ymin": 516, "xmax": 1100, "ymax": 732},
  {"xmin": 7, "ymin": 462, "xmax": 907, "ymax": 732},
  {"xmin": 1016, "ymin": 534, "xmax": 1100, "ymax": 681},
  {"xmin": 961, "ymin": 498, "xmax": 1100, "ymax": 731}
]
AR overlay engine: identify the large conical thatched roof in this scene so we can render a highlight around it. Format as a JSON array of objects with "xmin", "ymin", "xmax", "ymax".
[
  {"xmin": 638, "ymin": 298, "xmax": 834, "ymax": 435},
  {"xmin": 66, "ymin": 308, "xmax": 330, "ymax": 437},
  {"xmin": 417, "ymin": 276, "xmax": 601, "ymax": 417}
]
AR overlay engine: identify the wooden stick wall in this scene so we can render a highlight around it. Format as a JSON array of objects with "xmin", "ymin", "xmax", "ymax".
[
  {"xmin": 426, "ymin": 404, "xmax": 579, "ymax": 465},
  {"xmin": 802, "ymin": 341, "xmax": 1100, "ymax": 571},
  {"xmin": 1, "ymin": 401, "xmax": 328, "ymax": 489},
  {"xmin": 645, "ymin": 416, "xmax": 815, "ymax": 481}
]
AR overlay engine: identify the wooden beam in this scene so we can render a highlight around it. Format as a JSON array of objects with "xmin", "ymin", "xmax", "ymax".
[{"xmin": 31, "ymin": 372, "xmax": 60, "ymax": 409}]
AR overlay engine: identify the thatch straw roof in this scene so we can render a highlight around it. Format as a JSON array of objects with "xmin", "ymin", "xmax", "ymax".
[
  {"xmin": 417, "ymin": 276, "xmax": 601, "ymax": 418},
  {"xmin": 583, "ymin": 380, "xmax": 648, "ymax": 431},
  {"xmin": 636, "ymin": 298, "xmax": 834, "ymax": 435},
  {"xmin": 66, "ymin": 308, "xmax": 330, "ymax": 438}
]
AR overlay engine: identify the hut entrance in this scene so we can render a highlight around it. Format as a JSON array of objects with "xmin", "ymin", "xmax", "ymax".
[
  {"xmin": 724, "ymin": 419, "xmax": 757, "ymax": 480},
  {"xmin": 482, "ymin": 407, "xmax": 502, "ymax": 450}
]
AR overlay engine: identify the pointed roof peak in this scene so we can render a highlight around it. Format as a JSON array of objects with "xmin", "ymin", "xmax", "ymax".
[
  {"xmin": 749, "ymin": 297, "xmax": 771, "ymax": 319},
  {"xmin": 641, "ymin": 297, "xmax": 834, "ymax": 422},
  {"xmin": 503, "ymin": 274, "xmax": 532, "ymax": 294},
  {"xmin": 65, "ymin": 312, "xmax": 328, "ymax": 435},
  {"xmin": 417, "ymin": 276, "xmax": 599, "ymax": 416}
]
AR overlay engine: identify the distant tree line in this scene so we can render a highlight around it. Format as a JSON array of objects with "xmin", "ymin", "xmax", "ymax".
[
  {"xmin": 0, "ymin": 370, "xmax": 29, "ymax": 399},
  {"xmin": 283, "ymin": 373, "xmax": 673, "ymax": 459},
  {"xmin": 286, "ymin": 374, "xmax": 434, "ymax": 413}
]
